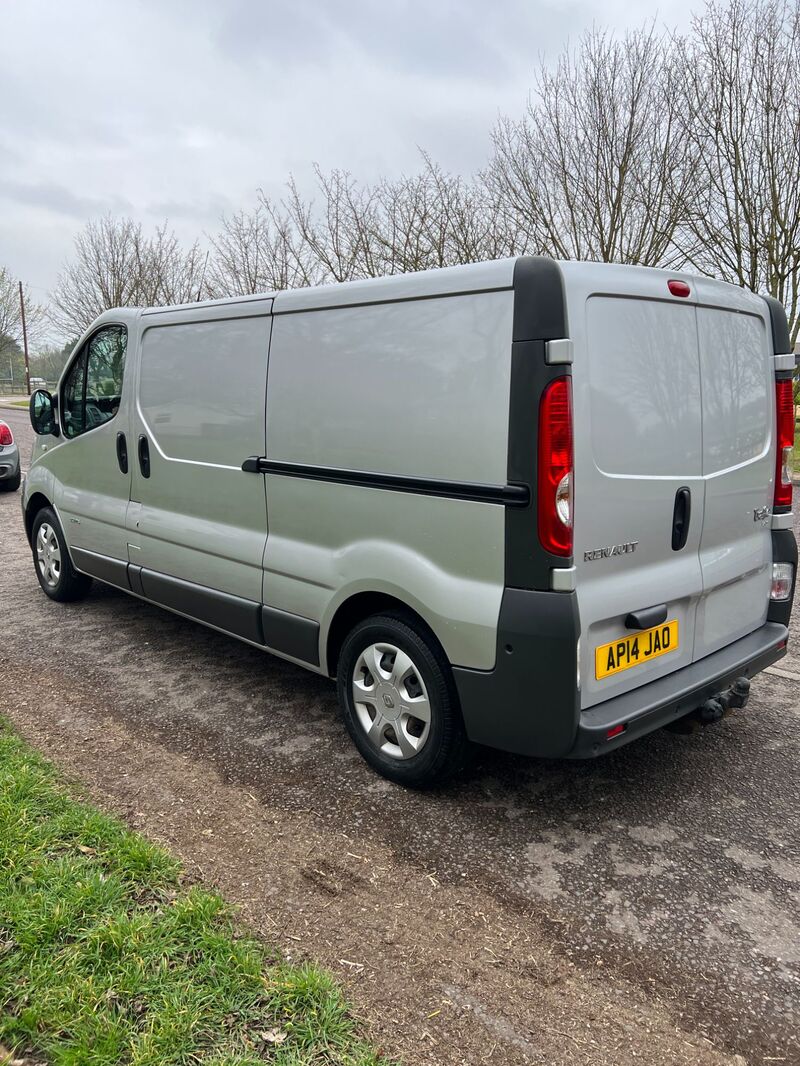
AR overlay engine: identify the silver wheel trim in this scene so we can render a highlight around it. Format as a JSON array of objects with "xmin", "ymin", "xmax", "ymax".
[
  {"xmin": 352, "ymin": 642, "xmax": 432, "ymax": 760},
  {"xmin": 36, "ymin": 522, "xmax": 62, "ymax": 588}
]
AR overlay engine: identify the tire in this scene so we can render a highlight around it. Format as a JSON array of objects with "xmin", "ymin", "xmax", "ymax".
[
  {"xmin": 31, "ymin": 506, "xmax": 92, "ymax": 602},
  {"xmin": 337, "ymin": 612, "xmax": 471, "ymax": 788},
  {"xmin": 0, "ymin": 470, "xmax": 21, "ymax": 492}
]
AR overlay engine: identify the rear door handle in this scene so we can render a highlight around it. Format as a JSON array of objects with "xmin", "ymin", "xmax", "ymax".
[
  {"xmin": 116, "ymin": 432, "xmax": 128, "ymax": 474},
  {"xmin": 137, "ymin": 434, "xmax": 151, "ymax": 479},
  {"xmin": 672, "ymin": 486, "xmax": 691, "ymax": 551},
  {"xmin": 625, "ymin": 604, "xmax": 668, "ymax": 630}
]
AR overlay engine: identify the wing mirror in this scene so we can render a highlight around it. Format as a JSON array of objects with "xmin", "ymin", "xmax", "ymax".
[{"xmin": 30, "ymin": 389, "xmax": 60, "ymax": 437}]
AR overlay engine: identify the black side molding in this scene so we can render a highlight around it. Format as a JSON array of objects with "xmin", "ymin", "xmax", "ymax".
[
  {"xmin": 65, "ymin": 549, "xmax": 325, "ymax": 669},
  {"xmin": 261, "ymin": 605, "xmax": 320, "ymax": 666},
  {"xmin": 241, "ymin": 457, "xmax": 530, "ymax": 508},
  {"xmin": 139, "ymin": 569, "xmax": 263, "ymax": 645},
  {"xmin": 71, "ymin": 546, "xmax": 130, "ymax": 590}
]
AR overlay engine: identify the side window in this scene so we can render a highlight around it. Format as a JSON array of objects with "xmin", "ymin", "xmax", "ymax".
[
  {"xmin": 62, "ymin": 325, "xmax": 127, "ymax": 439},
  {"xmin": 62, "ymin": 349, "xmax": 87, "ymax": 439}
]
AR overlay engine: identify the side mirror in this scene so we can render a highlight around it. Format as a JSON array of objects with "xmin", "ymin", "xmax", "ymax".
[{"xmin": 30, "ymin": 389, "xmax": 60, "ymax": 437}]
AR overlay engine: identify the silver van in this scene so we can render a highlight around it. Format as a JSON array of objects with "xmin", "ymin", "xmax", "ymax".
[{"xmin": 24, "ymin": 258, "xmax": 797, "ymax": 786}]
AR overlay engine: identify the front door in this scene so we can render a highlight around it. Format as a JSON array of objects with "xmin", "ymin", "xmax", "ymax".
[{"xmin": 51, "ymin": 322, "xmax": 133, "ymax": 585}]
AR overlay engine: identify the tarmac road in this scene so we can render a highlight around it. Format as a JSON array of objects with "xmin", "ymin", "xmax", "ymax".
[{"xmin": 1, "ymin": 402, "xmax": 799, "ymax": 1065}]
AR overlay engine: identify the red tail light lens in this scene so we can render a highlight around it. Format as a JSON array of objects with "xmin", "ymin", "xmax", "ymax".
[
  {"xmin": 774, "ymin": 378, "xmax": 794, "ymax": 509},
  {"xmin": 0, "ymin": 422, "xmax": 12, "ymax": 446},
  {"xmin": 538, "ymin": 376, "xmax": 574, "ymax": 556}
]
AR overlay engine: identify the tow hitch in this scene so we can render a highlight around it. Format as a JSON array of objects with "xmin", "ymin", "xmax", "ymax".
[{"xmin": 666, "ymin": 677, "xmax": 751, "ymax": 733}]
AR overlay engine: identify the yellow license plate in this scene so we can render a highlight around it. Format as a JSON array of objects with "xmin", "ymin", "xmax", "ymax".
[{"xmin": 595, "ymin": 620, "xmax": 679, "ymax": 680}]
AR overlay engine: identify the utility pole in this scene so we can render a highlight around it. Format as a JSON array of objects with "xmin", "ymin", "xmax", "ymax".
[{"xmin": 18, "ymin": 280, "xmax": 31, "ymax": 395}]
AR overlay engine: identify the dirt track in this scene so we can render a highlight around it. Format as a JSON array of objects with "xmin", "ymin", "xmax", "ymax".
[{"xmin": 1, "ymin": 404, "xmax": 798, "ymax": 1065}]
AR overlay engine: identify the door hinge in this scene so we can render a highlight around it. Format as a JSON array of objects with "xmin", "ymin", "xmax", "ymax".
[{"xmin": 545, "ymin": 339, "xmax": 573, "ymax": 366}]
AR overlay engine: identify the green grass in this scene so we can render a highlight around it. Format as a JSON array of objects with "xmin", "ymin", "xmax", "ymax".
[
  {"xmin": 1, "ymin": 399, "xmax": 29, "ymax": 407},
  {"xmin": 0, "ymin": 721, "xmax": 391, "ymax": 1066}
]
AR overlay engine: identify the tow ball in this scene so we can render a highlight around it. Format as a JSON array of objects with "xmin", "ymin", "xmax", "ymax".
[{"xmin": 667, "ymin": 677, "xmax": 750, "ymax": 733}]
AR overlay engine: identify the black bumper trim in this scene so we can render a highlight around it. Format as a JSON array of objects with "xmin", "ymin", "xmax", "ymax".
[
  {"xmin": 569, "ymin": 621, "xmax": 788, "ymax": 758},
  {"xmin": 767, "ymin": 528, "xmax": 797, "ymax": 626},
  {"xmin": 453, "ymin": 587, "xmax": 580, "ymax": 758}
]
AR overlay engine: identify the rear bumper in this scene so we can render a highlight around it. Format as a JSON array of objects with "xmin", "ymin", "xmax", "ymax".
[
  {"xmin": 453, "ymin": 582, "xmax": 790, "ymax": 759},
  {"xmin": 568, "ymin": 620, "xmax": 788, "ymax": 757},
  {"xmin": 0, "ymin": 444, "xmax": 20, "ymax": 480}
]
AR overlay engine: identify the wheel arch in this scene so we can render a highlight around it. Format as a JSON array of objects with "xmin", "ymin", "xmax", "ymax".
[
  {"xmin": 325, "ymin": 590, "xmax": 449, "ymax": 679},
  {"xmin": 24, "ymin": 491, "xmax": 53, "ymax": 546}
]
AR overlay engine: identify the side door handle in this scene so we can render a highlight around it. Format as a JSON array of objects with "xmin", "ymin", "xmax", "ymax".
[
  {"xmin": 137, "ymin": 434, "xmax": 151, "ymax": 479},
  {"xmin": 672, "ymin": 486, "xmax": 691, "ymax": 551},
  {"xmin": 116, "ymin": 432, "xmax": 128, "ymax": 474}
]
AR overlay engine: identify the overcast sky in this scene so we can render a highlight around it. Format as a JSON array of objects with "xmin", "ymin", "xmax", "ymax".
[{"xmin": 1, "ymin": 0, "xmax": 698, "ymax": 309}]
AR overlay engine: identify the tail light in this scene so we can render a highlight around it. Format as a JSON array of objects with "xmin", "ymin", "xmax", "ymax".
[
  {"xmin": 774, "ymin": 378, "xmax": 794, "ymax": 509},
  {"xmin": 771, "ymin": 562, "xmax": 794, "ymax": 601},
  {"xmin": 538, "ymin": 376, "xmax": 573, "ymax": 556},
  {"xmin": 0, "ymin": 422, "xmax": 12, "ymax": 446}
]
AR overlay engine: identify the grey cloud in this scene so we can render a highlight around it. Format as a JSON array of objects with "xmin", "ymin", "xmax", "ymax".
[
  {"xmin": 146, "ymin": 195, "xmax": 233, "ymax": 224},
  {"xmin": 0, "ymin": 179, "xmax": 132, "ymax": 220}
]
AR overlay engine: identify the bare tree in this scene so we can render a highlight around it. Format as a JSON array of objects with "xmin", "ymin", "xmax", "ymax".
[
  {"xmin": 51, "ymin": 216, "xmax": 207, "ymax": 336},
  {"xmin": 676, "ymin": 0, "xmax": 800, "ymax": 344},
  {"xmin": 205, "ymin": 200, "xmax": 321, "ymax": 297},
  {"xmin": 487, "ymin": 25, "xmax": 691, "ymax": 266},
  {"xmin": 0, "ymin": 267, "xmax": 45, "ymax": 372}
]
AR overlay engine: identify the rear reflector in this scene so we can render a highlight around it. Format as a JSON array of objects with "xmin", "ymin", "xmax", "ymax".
[
  {"xmin": 668, "ymin": 279, "xmax": 691, "ymax": 298},
  {"xmin": 771, "ymin": 562, "xmax": 794, "ymax": 601},
  {"xmin": 538, "ymin": 376, "xmax": 573, "ymax": 557},
  {"xmin": 606, "ymin": 723, "xmax": 627, "ymax": 741},
  {"xmin": 0, "ymin": 422, "xmax": 12, "ymax": 446},
  {"xmin": 774, "ymin": 378, "xmax": 794, "ymax": 509}
]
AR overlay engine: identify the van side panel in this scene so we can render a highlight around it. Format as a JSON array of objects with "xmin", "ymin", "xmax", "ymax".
[
  {"xmin": 262, "ymin": 477, "xmax": 506, "ymax": 671},
  {"xmin": 265, "ymin": 292, "xmax": 512, "ymax": 485},
  {"xmin": 263, "ymin": 291, "xmax": 514, "ymax": 671}
]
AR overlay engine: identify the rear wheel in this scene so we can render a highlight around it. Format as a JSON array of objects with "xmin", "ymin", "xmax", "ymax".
[
  {"xmin": 337, "ymin": 612, "xmax": 471, "ymax": 788},
  {"xmin": 0, "ymin": 470, "xmax": 20, "ymax": 492},
  {"xmin": 31, "ymin": 506, "xmax": 92, "ymax": 602}
]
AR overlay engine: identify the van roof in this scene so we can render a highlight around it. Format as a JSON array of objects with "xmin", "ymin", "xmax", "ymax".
[
  {"xmin": 134, "ymin": 257, "xmax": 518, "ymax": 318},
  {"xmin": 103, "ymin": 255, "xmax": 767, "ymax": 324}
]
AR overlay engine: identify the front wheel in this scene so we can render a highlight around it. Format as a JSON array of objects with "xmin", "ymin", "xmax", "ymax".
[
  {"xmin": 337, "ymin": 612, "xmax": 471, "ymax": 788},
  {"xmin": 31, "ymin": 506, "xmax": 93, "ymax": 602}
]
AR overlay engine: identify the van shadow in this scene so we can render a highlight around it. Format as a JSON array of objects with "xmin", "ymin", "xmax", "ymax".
[{"xmin": 77, "ymin": 581, "xmax": 742, "ymax": 876}]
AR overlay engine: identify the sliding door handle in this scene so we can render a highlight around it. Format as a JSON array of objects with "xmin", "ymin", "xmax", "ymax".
[
  {"xmin": 116, "ymin": 432, "xmax": 128, "ymax": 474},
  {"xmin": 137, "ymin": 434, "xmax": 151, "ymax": 479}
]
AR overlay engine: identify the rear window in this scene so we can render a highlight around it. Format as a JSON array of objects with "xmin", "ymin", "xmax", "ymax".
[
  {"xmin": 697, "ymin": 308, "xmax": 769, "ymax": 472},
  {"xmin": 586, "ymin": 297, "xmax": 702, "ymax": 477}
]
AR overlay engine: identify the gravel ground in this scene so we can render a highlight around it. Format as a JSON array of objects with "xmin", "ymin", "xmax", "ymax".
[{"xmin": 1, "ymin": 404, "xmax": 798, "ymax": 1066}]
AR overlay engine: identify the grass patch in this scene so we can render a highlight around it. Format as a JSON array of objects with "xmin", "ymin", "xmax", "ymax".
[
  {"xmin": 0, "ymin": 721, "xmax": 391, "ymax": 1065},
  {"xmin": 1, "ymin": 399, "xmax": 29, "ymax": 407}
]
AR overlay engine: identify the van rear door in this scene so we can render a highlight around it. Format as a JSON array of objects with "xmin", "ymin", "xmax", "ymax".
[
  {"xmin": 565, "ymin": 263, "xmax": 777, "ymax": 711},
  {"xmin": 691, "ymin": 281, "xmax": 774, "ymax": 659},
  {"xmin": 565, "ymin": 264, "xmax": 706, "ymax": 710}
]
